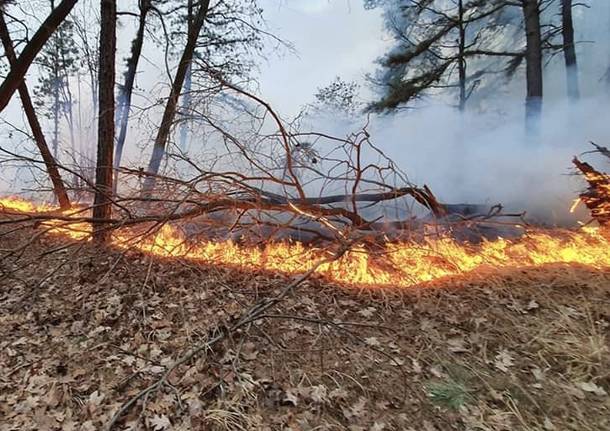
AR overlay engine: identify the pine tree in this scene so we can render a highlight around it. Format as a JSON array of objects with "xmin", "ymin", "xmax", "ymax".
[{"xmin": 34, "ymin": 1, "xmax": 80, "ymax": 158}]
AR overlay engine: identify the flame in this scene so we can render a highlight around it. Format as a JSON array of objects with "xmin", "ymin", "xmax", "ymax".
[
  {"xmin": 2, "ymin": 196, "xmax": 610, "ymax": 288},
  {"xmin": 0, "ymin": 196, "xmax": 57, "ymax": 213}
]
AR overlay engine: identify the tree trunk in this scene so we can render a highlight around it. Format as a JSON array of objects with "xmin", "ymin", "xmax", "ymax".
[
  {"xmin": 142, "ymin": 0, "xmax": 211, "ymax": 195},
  {"xmin": 457, "ymin": 0, "xmax": 467, "ymax": 112},
  {"xmin": 179, "ymin": 0, "xmax": 195, "ymax": 152},
  {"xmin": 92, "ymin": 0, "xmax": 116, "ymax": 242},
  {"xmin": 179, "ymin": 64, "xmax": 192, "ymax": 152},
  {"xmin": 52, "ymin": 78, "xmax": 60, "ymax": 156},
  {"xmin": 0, "ymin": 12, "xmax": 71, "ymax": 209},
  {"xmin": 51, "ymin": 0, "xmax": 60, "ymax": 158},
  {"xmin": 561, "ymin": 0, "xmax": 580, "ymax": 102},
  {"xmin": 0, "ymin": 0, "xmax": 79, "ymax": 112},
  {"xmin": 114, "ymin": 0, "xmax": 151, "ymax": 192},
  {"xmin": 522, "ymin": 0, "xmax": 543, "ymax": 135}
]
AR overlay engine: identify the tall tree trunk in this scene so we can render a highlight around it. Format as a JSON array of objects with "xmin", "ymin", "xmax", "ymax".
[
  {"xmin": 142, "ymin": 0, "xmax": 211, "ymax": 195},
  {"xmin": 52, "ymin": 79, "xmax": 60, "ymax": 156},
  {"xmin": 114, "ymin": 0, "xmax": 151, "ymax": 191},
  {"xmin": 51, "ymin": 0, "xmax": 60, "ymax": 157},
  {"xmin": 0, "ymin": 0, "xmax": 79, "ymax": 112},
  {"xmin": 561, "ymin": 0, "xmax": 580, "ymax": 101},
  {"xmin": 522, "ymin": 0, "xmax": 543, "ymax": 135},
  {"xmin": 93, "ymin": 0, "xmax": 116, "ymax": 242},
  {"xmin": 0, "ymin": 12, "xmax": 71, "ymax": 209},
  {"xmin": 457, "ymin": 0, "xmax": 467, "ymax": 112},
  {"xmin": 179, "ymin": 0, "xmax": 195, "ymax": 152},
  {"xmin": 179, "ymin": 64, "xmax": 192, "ymax": 152}
]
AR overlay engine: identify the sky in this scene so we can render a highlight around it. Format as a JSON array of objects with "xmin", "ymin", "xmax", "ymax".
[{"xmin": 257, "ymin": 0, "xmax": 388, "ymax": 116}]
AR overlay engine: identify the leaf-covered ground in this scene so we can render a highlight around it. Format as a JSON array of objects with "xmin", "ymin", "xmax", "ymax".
[{"xmin": 1, "ymin": 233, "xmax": 609, "ymax": 430}]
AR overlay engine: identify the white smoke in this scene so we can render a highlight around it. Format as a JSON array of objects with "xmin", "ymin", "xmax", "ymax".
[
  {"xmin": 299, "ymin": 93, "xmax": 609, "ymax": 226},
  {"xmin": 290, "ymin": 1, "xmax": 610, "ymax": 226}
]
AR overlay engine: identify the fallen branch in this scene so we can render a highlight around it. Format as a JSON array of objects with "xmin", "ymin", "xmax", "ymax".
[
  {"xmin": 572, "ymin": 157, "xmax": 610, "ymax": 225},
  {"xmin": 106, "ymin": 247, "xmax": 349, "ymax": 430},
  {"xmin": 582, "ymin": 141, "xmax": 610, "ymax": 161}
]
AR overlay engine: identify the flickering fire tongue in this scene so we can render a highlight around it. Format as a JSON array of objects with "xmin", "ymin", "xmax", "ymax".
[{"xmin": 2, "ymin": 196, "xmax": 609, "ymax": 288}]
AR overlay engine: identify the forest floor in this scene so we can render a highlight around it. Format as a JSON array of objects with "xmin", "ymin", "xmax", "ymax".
[{"xmin": 1, "ymin": 231, "xmax": 610, "ymax": 431}]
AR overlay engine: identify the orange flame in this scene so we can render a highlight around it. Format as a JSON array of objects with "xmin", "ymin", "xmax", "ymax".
[{"xmin": 2, "ymin": 196, "xmax": 610, "ymax": 288}]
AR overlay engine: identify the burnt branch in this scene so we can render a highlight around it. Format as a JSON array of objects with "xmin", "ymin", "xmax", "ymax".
[{"xmin": 572, "ymin": 157, "xmax": 610, "ymax": 225}]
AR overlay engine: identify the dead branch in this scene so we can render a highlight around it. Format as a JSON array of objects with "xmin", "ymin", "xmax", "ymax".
[
  {"xmin": 106, "ymin": 247, "xmax": 348, "ymax": 430},
  {"xmin": 572, "ymin": 157, "xmax": 610, "ymax": 225}
]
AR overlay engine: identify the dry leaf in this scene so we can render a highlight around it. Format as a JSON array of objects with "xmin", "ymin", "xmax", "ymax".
[
  {"xmin": 364, "ymin": 337, "xmax": 381, "ymax": 347},
  {"xmin": 87, "ymin": 390, "xmax": 105, "ymax": 415},
  {"xmin": 149, "ymin": 414, "xmax": 171, "ymax": 430},
  {"xmin": 358, "ymin": 307, "xmax": 376, "ymax": 318},
  {"xmin": 240, "ymin": 342, "xmax": 259, "ymax": 361},
  {"xmin": 577, "ymin": 381, "xmax": 608, "ymax": 396},
  {"xmin": 282, "ymin": 390, "xmax": 298, "ymax": 406},
  {"xmin": 494, "ymin": 350, "xmax": 514, "ymax": 372},
  {"xmin": 447, "ymin": 337, "xmax": 468, "ymax": 353},
  {"xmin": 308, "ymin": 385, "xmax": 328, "ymax": 403},
  {"xmin": 343, "ymin": 397, "xmax": 367, "ymax": 419}
]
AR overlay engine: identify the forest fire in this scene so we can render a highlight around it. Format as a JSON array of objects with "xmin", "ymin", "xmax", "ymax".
[
  {"xmin": 2, "ymin": 196, "xmax": 610, "ymax": 288},
  {"xmin": 5, "ymin": 1, "xmax": 610, "ymax": 430}
]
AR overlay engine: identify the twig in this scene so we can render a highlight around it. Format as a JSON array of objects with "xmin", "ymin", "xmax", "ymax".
[{"xmin": 106, "ymin": 248, "xmax": 348, "ymax": 430}]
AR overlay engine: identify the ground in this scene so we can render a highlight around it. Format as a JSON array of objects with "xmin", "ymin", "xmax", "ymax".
[{"xmin": 1, "ymin": 233, "xmax": 609, "ymax": 430}]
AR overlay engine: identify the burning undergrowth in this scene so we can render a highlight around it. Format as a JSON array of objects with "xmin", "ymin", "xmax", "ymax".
[
  {"xmin": 1, "ymin": 226, "xmax": 609, "ymax": 431},
  {"xmin": 1, "ymin": 193, "xmax": 609, "ymax": 289},
  {"xmin": 2, "ymin": 114, "xmax": 610, "ymax": 290}
]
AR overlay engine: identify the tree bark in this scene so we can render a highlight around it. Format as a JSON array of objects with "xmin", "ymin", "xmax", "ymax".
[
  {"xmin": 522, "ymin": 0, "xmax": 543, "ymax": 135},
  {"xmin": 142, "ymin": 0, "xmax": 211, "ymax": 195},
  {"xmin": 93, "ymin": 0, "xmax": 116, "ymax": 242},
  {"xmin": 561, "ymin": 0, "xmax": 580, "ymax": 102},
  {"xmin": 114, "ymin": 0, "xmax": 151, "ymax": 191},
  {"xmin": 179, "ymin": 0, "xmax": 195, "ymax": 152},
  {"xmin": 50, "ymin": 0, "xmax": 61, "ymax": 158},
  {"xmin": 457, "ymin": 0, "xmax": 467, "ymax": 112},
  {"xmin": 0, "ymin": 0, "xmax": 79, "ymax": 112},
  {"xmin": 0, "ymin": 12, "xmax": 71, "ymax": 209}
]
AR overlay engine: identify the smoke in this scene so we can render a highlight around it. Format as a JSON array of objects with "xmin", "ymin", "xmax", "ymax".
[
  {"xmin": 300, "ymin": 93, "xmax": 608, "ymax": 226},
  {"xmin": 291, "ymin": 1, "xmax": 610, "ymax": 227}
]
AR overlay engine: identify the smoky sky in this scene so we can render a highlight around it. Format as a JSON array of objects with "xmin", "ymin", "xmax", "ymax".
[{"xmin": 258, "ymin": 0, "xmax": 388, "ymax": 116}]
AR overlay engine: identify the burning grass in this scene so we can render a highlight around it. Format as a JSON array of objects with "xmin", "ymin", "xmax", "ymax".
[{"xmin": 2, "ymin": 196, "xmax": 610, "ymax": 289}]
